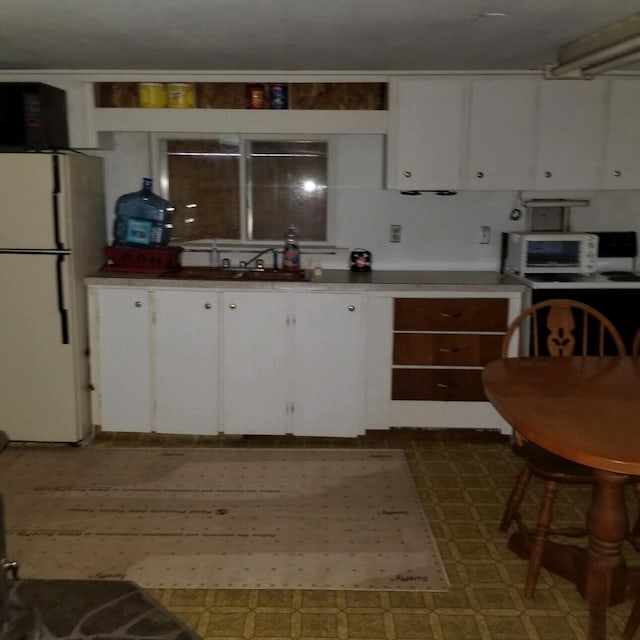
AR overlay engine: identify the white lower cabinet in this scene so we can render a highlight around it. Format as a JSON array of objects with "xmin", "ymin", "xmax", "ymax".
[
  {"xmin": 154, "ymin": 289, "xmax": 219, "ymax": 435},
  {"xmin": 293, "ymin": 292, "xmax": 366, "ymax": 437},
  {"xmin": 91, "ymin": 287, "xmax": 152, "ymax": 432},
  {"xmin": 221, "ymin": 290, "xmax": 290, "ymax": 435},
  {"xmin": 90, "ymin": 284, "xmax": 518, "ymax": 438}
]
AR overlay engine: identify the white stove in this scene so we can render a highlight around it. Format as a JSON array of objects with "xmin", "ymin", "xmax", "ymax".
[
  {"xmin": 502, "ymin": 231, "xmax": 640, "ymax": 352},
  {"xmin": 507, "ymin": 270, "xmax": 640, "ymax": 290}
]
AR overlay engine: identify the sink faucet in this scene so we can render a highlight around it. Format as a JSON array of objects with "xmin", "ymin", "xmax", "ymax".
[{"xmin": 243, "ymin": 248, "xmax": 279, "ymax": 270}]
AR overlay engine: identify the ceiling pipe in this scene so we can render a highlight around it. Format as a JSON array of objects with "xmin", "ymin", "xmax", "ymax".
[
  {"xmin": 548, "ymin": 33, "xmax": 640, "ymax": 77},
  {"xmin": 583, "ymin": 48, "xmax": 640, "ymax": 77},
  {"xmin": 547, "ymin": 12, "xmax": 640, "ymax": 78}
]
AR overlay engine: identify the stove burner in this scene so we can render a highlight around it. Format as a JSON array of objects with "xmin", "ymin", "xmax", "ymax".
[{"xmin": 600, "ymin": 271, "xmax": 640, "ymax": 282}]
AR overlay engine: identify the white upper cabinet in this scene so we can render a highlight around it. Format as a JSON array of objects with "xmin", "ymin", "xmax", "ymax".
[
  {"xmin": 466, "ymin": 76, "xmax": 538, "ymax": 189},
  {"xmin": 603, "ymin": 79, "xmax": 640, "ymax": 189},
  {"xmin": 386, "ymin": 77, "xmax": 468, "ymax": 191},
  {"xmin": 534, "ymin": 79, "xmax": 608, "ymax": 190}
]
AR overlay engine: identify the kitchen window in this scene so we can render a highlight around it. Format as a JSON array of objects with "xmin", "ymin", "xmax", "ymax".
[{"xmin": 154, "ymin": 134, "xmax": 331, "ymax": 245}]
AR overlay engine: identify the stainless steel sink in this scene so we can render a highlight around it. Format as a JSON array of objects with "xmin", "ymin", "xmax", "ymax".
[{"xmin": 164, "ymin": 267, "xmax": 310, "ymax": 282}]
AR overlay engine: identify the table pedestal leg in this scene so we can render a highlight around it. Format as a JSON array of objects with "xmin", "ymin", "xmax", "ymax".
[{"xmin": 582, "ymin": 470, "xmax": 630, "ymax": 640}]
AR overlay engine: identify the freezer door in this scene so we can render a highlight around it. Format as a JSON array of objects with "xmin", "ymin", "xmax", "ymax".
[
  {"xmin": 0, "ymin": 153, "xmax": 64, "ymax": 249},
  {"xmin": 0, "ymin": 254, "xmax": 82, "ymax": 442}
]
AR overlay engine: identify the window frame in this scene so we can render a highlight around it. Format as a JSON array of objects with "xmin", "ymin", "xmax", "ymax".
[{"xmin": 151, "ymin": 132, "xmax": 337, "ymax": 249}]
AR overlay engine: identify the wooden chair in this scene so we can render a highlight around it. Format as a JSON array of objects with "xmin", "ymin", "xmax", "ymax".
[
  {"xmin": 499, "ymin": 298, "xmax": 626, "ymax": 598},
  {"xmin": 622, "ymin": 327, "xmax": 640, "ymax": 639},
  {"xmin": 633, "ymin": 327, "xmax": 640, "ymax": 359}
]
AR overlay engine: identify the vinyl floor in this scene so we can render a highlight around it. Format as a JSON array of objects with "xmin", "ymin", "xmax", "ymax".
[{"xmin": 93, "ymin": 429, "xmax": 640, "ymax": 640}]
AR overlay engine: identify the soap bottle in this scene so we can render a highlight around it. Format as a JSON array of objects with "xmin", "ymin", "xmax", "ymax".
[
  {"xmin": 112, "ymin": 177, "xmax": 174, "ymax": 248},
  {"xmin": 282, "ymin": 224, "xmax": 300, "ymax": 271}
]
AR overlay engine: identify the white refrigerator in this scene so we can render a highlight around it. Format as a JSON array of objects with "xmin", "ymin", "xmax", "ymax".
[{"xmin": 0, "ymin": 152, "xmax": 105, "ymax": 442}]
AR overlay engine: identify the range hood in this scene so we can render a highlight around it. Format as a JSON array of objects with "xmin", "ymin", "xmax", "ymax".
[
  {"xmin": 517, "ymin": 191, "xmax": 593, "ymax": 231},
  {"xmin": 518, "ymin": 190, "xmax": 593, "ymax": 208}
]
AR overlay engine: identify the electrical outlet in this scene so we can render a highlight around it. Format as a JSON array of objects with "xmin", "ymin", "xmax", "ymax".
[
  {"xmin": 390, "ymin": 224, "xmax": 402, "ymax": 243},
  {"xmin": 479, "ymin": 225, "xmax": 491, "ymax": 244}
]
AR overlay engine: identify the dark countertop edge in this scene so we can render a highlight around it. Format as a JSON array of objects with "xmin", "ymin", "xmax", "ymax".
[{"xmin": 85, "ymin": 269, "xmax": 525, "ymax": 292}]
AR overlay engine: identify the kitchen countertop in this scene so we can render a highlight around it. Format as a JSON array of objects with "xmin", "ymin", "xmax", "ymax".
[{"xmin": 86, "ymin": 269, "xmax": 525, "ymax": 292}]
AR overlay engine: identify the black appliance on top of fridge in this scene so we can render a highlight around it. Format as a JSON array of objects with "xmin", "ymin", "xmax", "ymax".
[{"xmin": 0, "ymin": 82, "xmax": 69, "ymax": 150}]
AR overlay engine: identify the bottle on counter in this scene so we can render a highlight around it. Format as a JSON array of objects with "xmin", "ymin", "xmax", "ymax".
[
  {"xmin": 282, "ymin": 224, "xmax": 300, "ymax": 271},
  {"xmin": 112, "ymin": 177, "xmax": 174, "ymax": 248}
]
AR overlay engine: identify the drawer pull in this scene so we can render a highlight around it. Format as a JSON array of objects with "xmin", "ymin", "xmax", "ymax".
[
  {"xmin": 228, "ymin": 303, "xmax": 237, "ymax": 310},
  {"xmin": 134, "ymin": 301, "xmax": 142, "ymax": 308},
  {"xmin": 436, "ymin": 382, "xmax": 454, "ymax": 389},
  {"xmin": 440, "ymin": 312, "xmax": 462, "ymax": 318},
  {"xmin": 348, "ymin": 305, "xmax": 356, "ymax": 312},
  {"xmin": 204, "ymin": 303, "xmax": 212, "ymax": 309},
  {"xmin": 438, "ymin": 347, "xmax": 460, "ymax": 353}
]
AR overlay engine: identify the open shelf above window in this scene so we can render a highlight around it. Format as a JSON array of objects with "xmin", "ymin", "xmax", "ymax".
[
  {"xmin": 95, "ymin": 82, "xmax": 387, "ymax": 110},
  {"xmin": 92, "ymin": 82, "xmax": 388, "ymax": 135}
]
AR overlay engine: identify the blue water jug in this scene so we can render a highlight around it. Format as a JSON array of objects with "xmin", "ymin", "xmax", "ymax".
[{"xmin": 112, "ymin": 178, "xmax": 174, "ymax": 248}]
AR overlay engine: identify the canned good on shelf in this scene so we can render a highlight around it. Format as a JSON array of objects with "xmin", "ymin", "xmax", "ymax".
[
  {"xmin": 138, "ymin": 83, "xmax": 167, "ymax": 108},
  {"xmin": 167, "ymin": 83, "xmax": 196, "ymax": 108},
  {"xmin": 269, "ymin": 84, "xmax": 288, "ymax": 109},
  {"xmin": 246, "ymin": 83, "xmax": 266, "ymax": 109}
]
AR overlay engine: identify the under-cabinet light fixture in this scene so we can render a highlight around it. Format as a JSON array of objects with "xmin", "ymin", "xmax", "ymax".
[{"xmin": 546, "ymin": 11, "xmax": 640, "ymax": 78}]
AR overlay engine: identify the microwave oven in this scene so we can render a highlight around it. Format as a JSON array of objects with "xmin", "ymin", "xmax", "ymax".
[
  {"xmin": 0, "ymin": 82, "xmax": 69, "ymax": 150},
  {"xmin": 504, "ymin": 232, "xmax": 598, "ymax": 275}
]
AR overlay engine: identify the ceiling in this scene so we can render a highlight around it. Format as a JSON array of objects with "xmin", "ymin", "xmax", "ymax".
[{"xmin": 2, "ymin": 1, "xmax": 640, "ymax": 73}]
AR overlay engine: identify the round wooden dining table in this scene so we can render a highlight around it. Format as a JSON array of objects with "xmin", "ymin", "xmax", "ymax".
[{"xmin": 482, "ymin": 356, "xmax": 640, "ymax": 640}]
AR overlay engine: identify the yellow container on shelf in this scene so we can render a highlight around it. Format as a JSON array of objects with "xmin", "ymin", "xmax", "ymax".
[
  {"xmin": 167, "ymin": 83, "xmax": 196, "ymax": 108},
  {"xmin": 137, "ymin": 82, "xmax": 167, "ymax": 108}
]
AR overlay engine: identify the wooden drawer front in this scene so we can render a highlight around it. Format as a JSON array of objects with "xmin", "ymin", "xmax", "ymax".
[
  {"xmin": 393, "ymin": 333, "xmax": 503, "ymax": 366},
  {"xmin": 394, "ymin": 298, "xmax": 508, "ymax": 331},
  {"xmin": 392, "ymin": 369, "xmax": 486, "ymax": 401}
]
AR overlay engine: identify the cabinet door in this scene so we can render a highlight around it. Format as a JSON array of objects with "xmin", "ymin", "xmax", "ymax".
[
  {"xmin": 293, "ymin": 293, "xmax": 366, "ymax": 437},
  {"xmin": 386, "ymin": 77, "xmax": 468, "ymax": 190},
  {"xmin": 535, "ymin": 80, "xmax": 607, "ymax": 189},
  {"xmin": 466, "ymin": 76, "xmax": 538, "ymax": 189},
  {"xmin": 222, "ymin": 290, "xmax": 289, "ymax": 435},
  {"xmin": 603, "ymin": 79, "xmax": 640, "ymax": 189},
  {"xmin": 154, "ymin": 289, "xmax": 219, "ymax": 435},
  {"xmin": 94, "ymin": 287, "xmax": 151, "ymax": 432}
]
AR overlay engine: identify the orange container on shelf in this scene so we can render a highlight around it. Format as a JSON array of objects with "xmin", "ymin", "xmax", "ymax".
[{"xmin": 246, "ymin": 83, "xmax": 266, "ymax": 109}]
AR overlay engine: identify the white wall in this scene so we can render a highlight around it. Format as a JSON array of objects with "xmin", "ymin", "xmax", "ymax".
[{"xmin": 96, "ymin": 132, "xmax": 640, "ymax": 271}]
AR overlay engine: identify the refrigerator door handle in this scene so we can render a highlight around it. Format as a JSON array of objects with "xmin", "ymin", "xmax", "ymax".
[
  {"xmin": 55, "ymin": 254, "xmax": 70, "ymax": 345},
  {"xmin": 0, "ymin": 248, "xmax": 71, "ymax": 255}
]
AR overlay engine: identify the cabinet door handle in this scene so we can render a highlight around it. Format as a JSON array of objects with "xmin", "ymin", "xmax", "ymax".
[
  {"xmin": 348, "ymin": 305, "xmax": 356, "ymax": 311},
  {"xmin": 134, "ymin": 301, "xmax": 142, "ymax": 308},
  {"xmin": 403, "ymin": 170, "xmax": 412, "ymax": 178},
  {"xmin": 440, "ymin": 312, "xmax": 461, "ymax": 318},
  {"xmin": 204, "ymin": 303, "xmax": 212, "ymax": 309},
  {"xmin": 475, "ymin": 171, "xmax": 484, "ymax": 178},
  {"xmin": 544, "ymin": 171, "xmax": 552, "ymax": 178},
  {"xmin": 438, "ymin": 347, "xmax": 460, "ymax": 353},
  {"xmin": 228, "ymin": 303, "xmax": 237, "ymax": 310},
  {"xmin": 612, "ymin": 170, "xmax": 621, "ymax": 177}
]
